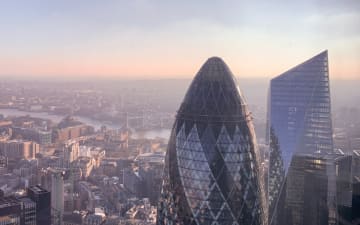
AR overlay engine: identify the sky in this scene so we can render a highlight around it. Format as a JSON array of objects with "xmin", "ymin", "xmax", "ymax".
[{"xmin": 0, "ymin": 0, "xmax": 359, "ymax": 80}]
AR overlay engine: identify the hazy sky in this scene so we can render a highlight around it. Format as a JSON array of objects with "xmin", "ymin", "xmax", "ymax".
[{"xmin": 0, "ymin": 0, "xmax": 359, "ymax": 79}]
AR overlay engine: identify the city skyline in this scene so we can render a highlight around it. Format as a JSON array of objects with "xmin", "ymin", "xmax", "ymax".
[
  {"xmin": 1, "ymin": 1, "xmax": 360, "ymax": 80},
  {"xmin": 0, "ymin": 1, "xmax": 360, "ymax": 224},
  {"xmin": 0, "ymin": 53, "xmax": 359, "ymax": 224}
]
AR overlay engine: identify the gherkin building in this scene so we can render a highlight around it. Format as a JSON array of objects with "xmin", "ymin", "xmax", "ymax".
[{"xmin": 157, "ymin": 57, "xmax": 267, "ymax": 225}]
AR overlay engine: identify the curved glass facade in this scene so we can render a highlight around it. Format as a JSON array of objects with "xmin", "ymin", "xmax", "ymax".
[
  {"xmin": 157, "ymin": 57, "xmax": 266, "ymax": 225},
  {"xmin": 268, "ymin": 51, "xmax": 334, "ymax": 224}
]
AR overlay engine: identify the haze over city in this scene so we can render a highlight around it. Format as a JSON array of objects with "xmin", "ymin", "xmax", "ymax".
[
  {"xmin": 0, "ymin": 0, "xmax": 359, "ymax": 79},
  {"xmin": 1, "ymin": 1, "xmax": 360, "ymax": 225}
]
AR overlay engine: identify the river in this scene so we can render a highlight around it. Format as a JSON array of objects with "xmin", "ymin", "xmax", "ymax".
[{"xmin": 0, "ymin": 108, "xmax": 171, "ymax": 140}]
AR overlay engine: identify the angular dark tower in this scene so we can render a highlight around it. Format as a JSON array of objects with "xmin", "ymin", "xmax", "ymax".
[
  {"xmin": 157, "ymin": 57, "xmax": 266, "ymax": 225},
  {"xmin": 267, "ymin": 50, "xmax": 334, "ymax": 225},
  {"xmin": 268, "ymin": 50, "xmax": 333, "ymax": 172}
]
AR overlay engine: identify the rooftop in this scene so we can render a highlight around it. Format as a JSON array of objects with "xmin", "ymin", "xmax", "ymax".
[
  {"xmin": 28, "ymin": 185, "xmax": 49, "ymax": 194},
  {"xmin": 0, "ymin": 196, "xmax": 20, "ymax": 208}
]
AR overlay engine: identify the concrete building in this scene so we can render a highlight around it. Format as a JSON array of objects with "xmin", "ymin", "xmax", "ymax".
[
  {"xmin": 0, "ymin": 140, "xmax": 39, "ymax": 171},
  {"xmin": 50, "ymin": 170, "xmax": 68, "ymax": 225},
  {"xmin": 0, "ymin": 140, "xmax": 38, "ymax": 161},
  {"xmin": 54, "ymin": 117, "xmax": 94, "ymax": 143}
]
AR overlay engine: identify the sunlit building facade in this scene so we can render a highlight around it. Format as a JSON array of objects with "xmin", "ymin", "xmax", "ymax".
[
  {"xmin": 268, "ymin": 51, "xmax": 334, "ymax": 224},
  {"xmin": 157, "ymin": 57, "xmax": 266, "ymax": 225}
]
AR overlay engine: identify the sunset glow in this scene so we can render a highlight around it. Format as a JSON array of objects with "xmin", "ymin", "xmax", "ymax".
[{"xmin": 0, "ymin": 0, "xmax": 359, "ymax": 79}]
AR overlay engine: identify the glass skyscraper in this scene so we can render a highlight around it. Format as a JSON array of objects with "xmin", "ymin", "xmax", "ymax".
[
  {"xmin": 157, "ymin": 57, "xmax": 266, "ymax": 225},
  {"xmin": 268, "ymin": 50, "xmax": 334, "ymax": 224}
]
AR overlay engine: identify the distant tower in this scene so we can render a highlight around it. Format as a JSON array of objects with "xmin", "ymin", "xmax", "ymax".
[
  {"xmin": 125, "ymin": 112, "xmax": 129, "ymax": 130},
  {"xmin": 157, "ymin": 57, "xmax": 266, "ymax": 225},
  {"xmin": 141, "ymin": 110, "xmax": 145, "ymax": 129},
  {"xmin": 63, "ymin": 141, "xmax": 80, "ymax": 167},
  {"xmin": 120, "ymin": 94, "xmax": 124, "ymax": 110},
  {"xmin": 0, "ymin": 155, "xmax": 8, "ymax": 175},
  {"xmin": 51, "ymin": 170, "xmax": 66, "ymax": 225}
]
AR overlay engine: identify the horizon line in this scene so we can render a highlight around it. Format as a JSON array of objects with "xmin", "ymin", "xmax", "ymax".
[{"xmin": 0, "ymin": 75, "xmax": 358, "ymax": 82}]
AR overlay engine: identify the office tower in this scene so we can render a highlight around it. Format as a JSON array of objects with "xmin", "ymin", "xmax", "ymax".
[
  {"xmin": 284, "ymin": 154, "xmax": 330, "ymax": 225},
  {"xmin": 0, "ymin": 196, "xmax": 21, "ymax": 225},
  {"xmin": 27, "ymin": 186, "xmax": 51, "ymax": 225},
  {"xmin": 335, "ymin": 154, "xmax": 352, "ymax": 206},
  {"xmin": 157, "ymin": 57, "xmax": 266, "ymax": 225},
  {"xmin": 18, "ymin": 197, "xmax": 36, "ymax": 225},
  {"xmin": 334, "ymin": 153, "xmax": 353, "ymax": 224},
  {"xmin": 352, "ymin": 177, "xmax": 360, "ymax": 224},
  {"xmin": 268, "ymin": 50, "xmax": 334, "ymax": 224},
  {"xmin": 276, "ymin": 152, "xmax": 352, "ymax": 225},
  {"xmin": 343, "ymin": 150, "xmax": 360, "ymax": 224},
  {"xmin": 36, "ymin": 130, "xmax": 52, "ymax": 145}
]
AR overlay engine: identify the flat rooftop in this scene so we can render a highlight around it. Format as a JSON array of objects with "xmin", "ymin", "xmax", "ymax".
[
  {"xmin": 28, "ymin": 185, "xmax": 49, "ymax": 194},
  {"xmin": 0, "ymin": 196, "xmax": 20, "ymax": 209}
]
